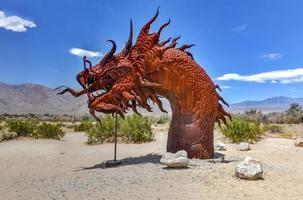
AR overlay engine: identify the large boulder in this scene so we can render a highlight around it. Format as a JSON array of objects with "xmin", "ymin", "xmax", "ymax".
[
  {"xmin": 235, "ymin": 156, "xmax": 263, "ymax": 180},
  {"xmin": 160, "ymin": 150, "xmax": 189, "ymax": 168},
  {"xmin": 238, "ymin": 142, "xmax": 250, "ymax": 151},
  {"xmin": 295, "ymin": 137, "xmax": 303, "ymax": 147}
]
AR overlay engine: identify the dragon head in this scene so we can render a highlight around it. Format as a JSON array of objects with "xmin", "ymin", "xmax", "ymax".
[
  {"xmin": 84, "ymin": 11, "xmax": 175, "ymax": 117},
  {"xmin": 75, "ymin": 20, "xmax": 133, "ymax": 93}
]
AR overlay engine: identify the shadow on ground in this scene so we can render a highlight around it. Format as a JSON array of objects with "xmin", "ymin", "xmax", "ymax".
[
  {"xmin": 75, "ymin": 153, "xmax": 162, "ymax": 171},
  {"xmin": 75, "ymin": 152, "xmax": 238, "ymax": 171}
]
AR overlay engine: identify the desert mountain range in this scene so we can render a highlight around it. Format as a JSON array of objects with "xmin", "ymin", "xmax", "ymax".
[{"xmin": 0, "ymin": 82, "xmax": 301, "ymax": 115}]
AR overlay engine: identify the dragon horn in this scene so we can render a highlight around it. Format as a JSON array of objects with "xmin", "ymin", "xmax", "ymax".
[
  {"xmin": 157, "ymin": 19, "xmax": 170, "ymax": 36},
  {"xmin": 83, "ymin": 56, "xmax": 93, "ymax": 71},
  {"xmin": 99, "ymin": 40, "xmax": 116, "ymax": 67},
  {"xmin": 140, "ymin": 7, "xmax": 159, "ymax": 34},
  {"xmin": 122, "ymin": 19, "xmax": 133, "ymax": 56},
  {"xmin": 83, "ymin": 56, "xmax": 88, "ymax": 70}
]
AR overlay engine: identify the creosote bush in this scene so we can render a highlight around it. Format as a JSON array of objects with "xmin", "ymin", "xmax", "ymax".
[
  {"xmin": 86, "ymin": 115, "xmax": 115, "ymax": 144},
  {"xmin": 120, "ymin": 114, "xmax": 153, "ymax": 143},
  {"xmin": 32, "ymin": 122, "xmax": 65, "ymax": 140},
  {"xmin": 0, "ymin": 129, "xmax": 18, "ymax": 142},
  {"xmin": 220, "ymin": 117, "xmax": 263, "ymax": 143},
  {"xmin": 86, "ymin": 114, "xmax": 153, "ymax": 144},
  {"xmin": 263, "ymin": 124, "xmax": 284, "ymax": 134},
  {"xmin": 7, "ymin": 119, "xmax": 37, "ymax": 136},
  {"xmin": 231, "ymin": 104, "xmax": 303, "ymax": 124},
  {"xmin": 5, "ymin": 119, "xmax": 64, "ymax": 140},
  {"xmin": 74, "ymin": 120, "xmax": 94, "ymax": 132}
]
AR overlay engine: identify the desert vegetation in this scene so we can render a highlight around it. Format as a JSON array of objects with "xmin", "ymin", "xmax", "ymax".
[
  {"xmin": 219, "ymin": 103, "xmax": 303, "ymax": 142},
  {"xmin": 79, "ymin": 114, "xmax": 154, "ymax": 144},
  {"xmin": 0, "ymin": 118, "xmax": 65, "ymax": 141},
  {"xmin": 220, "ymin": 117, "xmax": 263, "ymax": 143},
  {"xmin": 0, "ymin": 113, "xmax": 170, "ymax": 144},
  {"xmin": 239, "ymin": 103, "xmax": 303, "ymax": 124},
  {"xmin": 1, "ymin": 104, "xmax": 303, "ymax": 144}
]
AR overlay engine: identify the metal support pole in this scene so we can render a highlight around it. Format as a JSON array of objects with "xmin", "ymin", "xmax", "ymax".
[
  {"xmin": 105, "ymin": 113, "xmax": 121, "ymax": 167},
  {"xmin": 114, "ymin": 113, "xmax": 118, "ymax": 162}
]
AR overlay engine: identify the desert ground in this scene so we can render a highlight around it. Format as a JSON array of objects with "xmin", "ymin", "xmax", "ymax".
[{"xmin": 0, "ymin": 124, "xmax": 303, "ymax": 200}]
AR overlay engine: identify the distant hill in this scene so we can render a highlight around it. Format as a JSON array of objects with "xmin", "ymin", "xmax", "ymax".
[
  {"xmin": 1, "ymin": 82, "xmax": 301, "ymax": 115},
  {"xmin": 0, "ymin": 82, "xmax": 88, "ymax": 115},
  {"xmin": 0, "ymin": 82, "xmax": 170, "ymax": 115},
  {"xmin": 229, "ymin": 96, "xmax": 303, "ymax": 113}
]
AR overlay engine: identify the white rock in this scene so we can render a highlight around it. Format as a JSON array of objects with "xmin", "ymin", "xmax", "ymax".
[
  {"xmin": 235, "ymin": 156, "xmax": 263, "ymax": 180},
  {"xmin": 215, "ymin": 143, "xmax": 226, "ymax": 151},
  {"xmin": 205, "ymin": 152, "xmax": 225, "ymax": 163},
  {"xmin": 238, "ymin": 142, "xmax": 250, "ymax": 151},
  {"xmin": 295, "ymin": 137, "xmax": 303, "ymax": 147},
  {"xmin": 160, "ymin": 150, "xmax": 189, "ymax": 168}
]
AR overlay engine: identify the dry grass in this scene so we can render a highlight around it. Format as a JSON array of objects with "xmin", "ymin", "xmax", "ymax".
[
  {"xmin": 263, "ymin": 123, "xmax": 303, "ymax": 139},
  {"xmin": 266, "ymin": 132, "xmax": 294, "ymax": 139}
]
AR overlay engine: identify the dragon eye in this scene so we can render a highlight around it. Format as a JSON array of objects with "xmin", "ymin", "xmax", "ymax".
[{"xmin": 86, "ymin": 77, "xmax": 94, "ymax": 85}]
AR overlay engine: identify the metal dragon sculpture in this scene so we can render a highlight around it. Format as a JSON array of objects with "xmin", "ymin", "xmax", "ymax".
[{"xmin": 57, "ymin": 9, "xmax": 230, "ymax": 159}]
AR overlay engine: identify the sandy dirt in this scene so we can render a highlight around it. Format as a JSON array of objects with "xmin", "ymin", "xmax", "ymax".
[{"xmin": 1, "ymin": 124, "xmax": 303, "ymax": 200}]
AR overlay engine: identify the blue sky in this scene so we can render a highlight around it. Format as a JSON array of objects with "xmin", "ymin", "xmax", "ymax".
[{"xmin": 1, "ymin": 0, "xmax": 303, "ymax": 103}]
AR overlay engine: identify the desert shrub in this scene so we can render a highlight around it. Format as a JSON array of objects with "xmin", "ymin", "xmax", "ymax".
[
  {"xmin": 86, "ymin": 114, "xmax": 153, "ymax": 144},
  {"xmin": 86, "ymin": 115, "xmax": 115, "ymax": 144},
  {"xmin": 264, "ymin": 104, "xmax": 303, "ymax": 124},
  {"xmin": 263, "ymin": 124, "xmax": 284, "ymax": 133},
  {"xmin": 241, "ymin": 109, "xmax": 264, "ymax": 124},
  {"xmin": 264, "ymin": 112, "xmax": 288, "ymax": 124},
  {"xmin": 74, "ymin": 120, "xmax": 94, "ymax": 132},
  {"xmin": 86, "ymin": 126, "xmax": 102, "ymax": 144},
  {"xmin": 0, "ymin": 129, "xmax": 18, "ymax": 142},
  {"xmin": 284, "ymin": 103, "xmax": 303, "ymax": 124},
  {"xmin": 66, "ymin": 124, "xmax": 75, "ymax": 129},
  {"xmin": 220, "ymin": 117, "xmax": 263, "ymax": 143},
  {"xmin": 120, "ymin": 114, "xmax": 153, "ymax": 143},
  {"xmin": 32, "ymin": 122, "xmax": 65, "ymax": 140},
  {"xmin": 7, "ymin": 119, "xmax": 37, "ymax": 136},
  {"xmin": 86, "ymin": 124, "xmax": 114, "ymax": 144},
  {"xmin": 236, "ymin": 104, "xmax": 303, "ymax": 124}
]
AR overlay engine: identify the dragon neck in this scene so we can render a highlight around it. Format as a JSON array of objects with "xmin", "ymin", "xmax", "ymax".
[
  {"xmin": 144, "ymin": 49, "xmax": 217, "ymax": 158},
  {"xmin": 146, "ymin": 49, "xmax": 217, "ymax": 118}
]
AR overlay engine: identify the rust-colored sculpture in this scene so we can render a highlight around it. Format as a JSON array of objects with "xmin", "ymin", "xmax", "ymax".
[{"xmin": 57, "ymin": 9, "xmax": 230, "ymax": 159}]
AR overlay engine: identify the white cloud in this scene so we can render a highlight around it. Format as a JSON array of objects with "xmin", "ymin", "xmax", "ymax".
[
  {"xmin": 217, "ymin": 68, "xmax": 303, "ymax": 84},
  {"xmin": 220, "ymin": 85, "xmax": 232, "ymax": 89},
  {"xmin": 0, "ymin": 10, "xmax": 36, "ymax": 32},
  {"xmin": 69, "ymin": 48, "xmax": 102, "ymax": 57},
  {"xmin": 261, "ymin": 53, "xmax": 282, "ymax": 61},
  {"xmin": 232, "ymin": 24, "xmax": 247, "ymax": 32}
]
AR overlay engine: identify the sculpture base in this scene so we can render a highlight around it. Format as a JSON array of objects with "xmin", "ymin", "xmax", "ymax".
[
  {"xmin": 167, "ymin": 113, "xmax": 215, "ymax": 159},
  {"xmin": 105, "ymin": 160, "xmax": 122, "ymax": 168}
]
